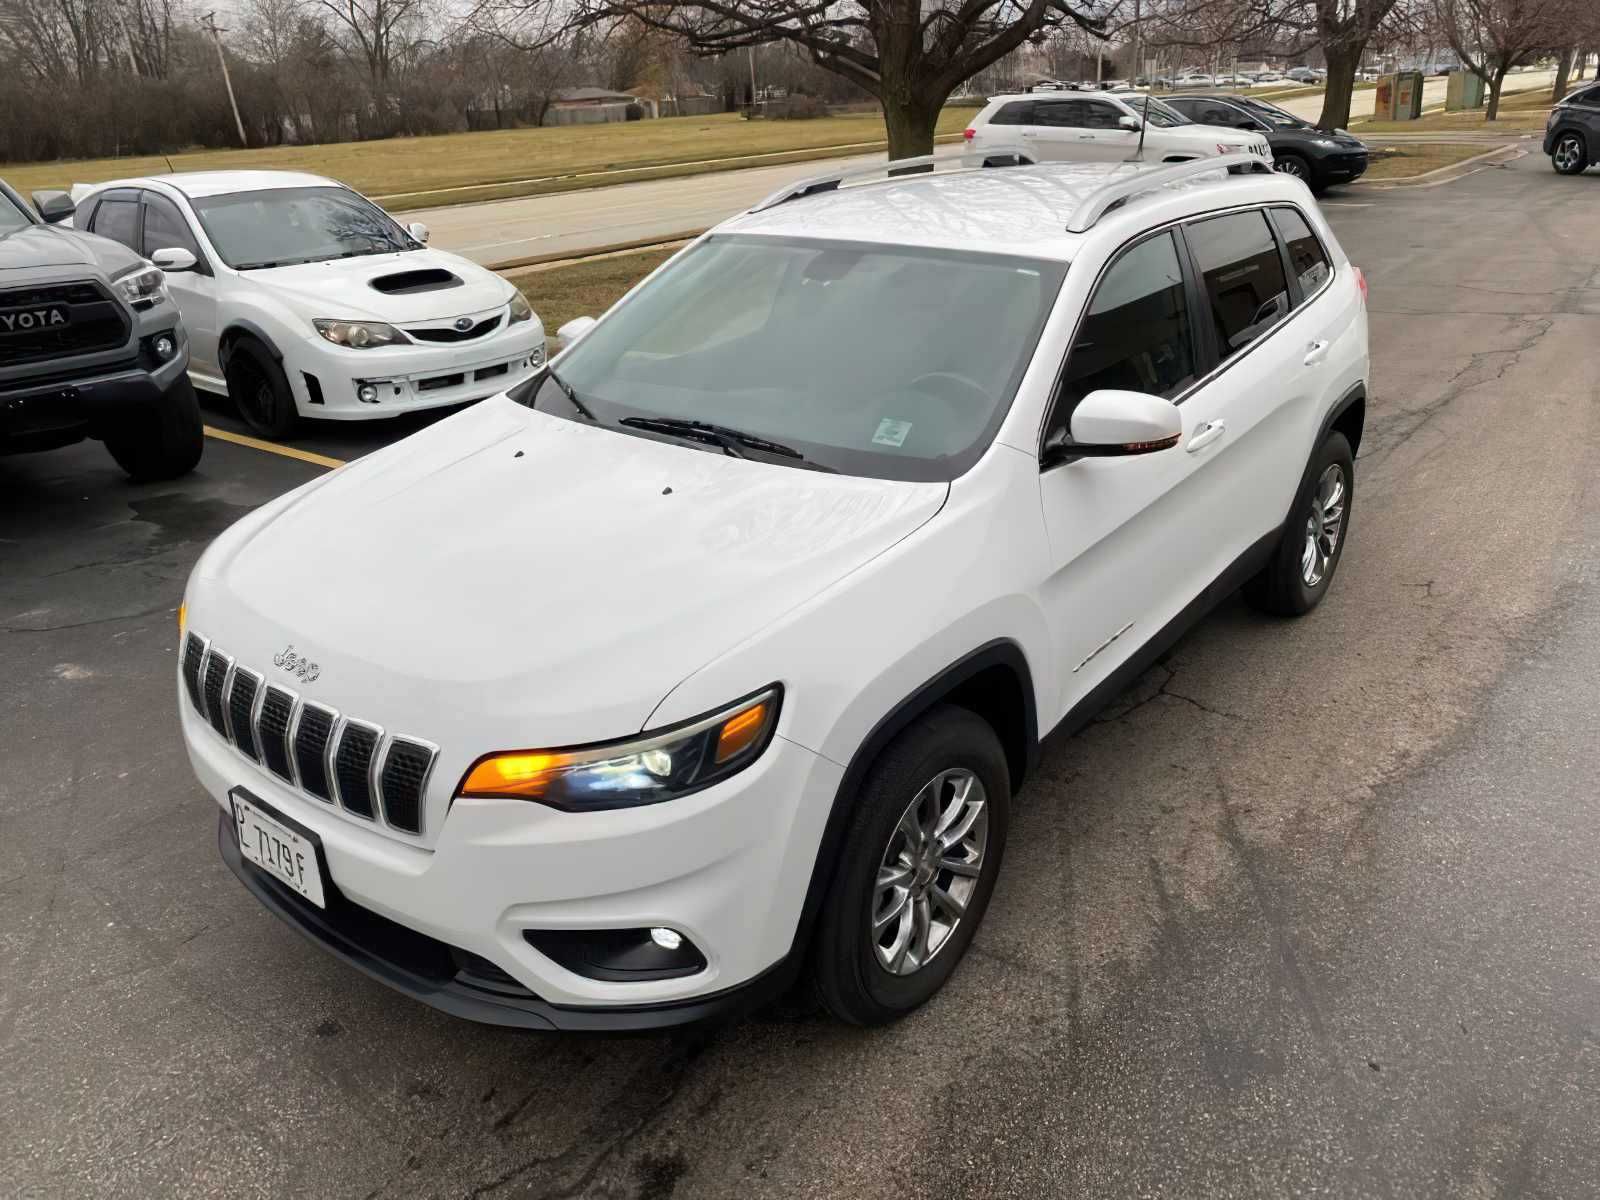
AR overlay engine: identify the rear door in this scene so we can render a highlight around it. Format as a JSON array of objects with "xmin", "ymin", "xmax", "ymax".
[
  {"xmin": 141, "ymin": 190, "xmax": 223, "ymax": 379},
  {"xmin": 1026, "ymin": 99, "xmax": 1134, "ymax": 161}
]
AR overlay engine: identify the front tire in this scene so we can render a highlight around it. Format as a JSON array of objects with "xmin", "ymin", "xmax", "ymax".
[
  {"xmin": 1552, "ymin": 132, "xmax": 1588, "ymax": 175},
  {"xmin": 104, "ymin": 376, "xmax": 204, "ymax": 482},
  {"xmin": 1244, "ymin": 431, "xmax": 1354, "ymax": 616},
  {"xmin": 225, "ymin": 341, "xmax": 299, "ymax": 439},
  {"xmin": 810, "ymin": 705, "xmax": 1010, "ymax": 1025}
]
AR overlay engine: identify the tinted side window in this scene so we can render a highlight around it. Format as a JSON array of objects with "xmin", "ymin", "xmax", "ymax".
[
  {"xmin": 1204, "ymin": 101, "xmax": 1254, "ymax": 126},
  {"xmin": 142, "ymin": 193, "xmax": 200, "ymax": 259},
  {"xmin": 92, "ymin": 199, "xmax": 140, "ymax": 250},
  {"xmin": 991, "ymin": 101, "xmax": 1035, "ymax": 125},
  {"xmin": 1050, "ymin": 231, "xmax": 1198, "ymax": 437},
  {"xmin": 1186, "ymin": 210, "xmax": 1291, "ymax": 359},
  {"xmin": 1573, "ymin": 87, "xmax": 1600, "ymax": 109},
  {"xmin": 1273, "ymin": 207, "xmax": 1331, "ymax": 297},
  {"xmin": 1032, "ymin": 101, "xmax": 1085, "ymax": 127}
]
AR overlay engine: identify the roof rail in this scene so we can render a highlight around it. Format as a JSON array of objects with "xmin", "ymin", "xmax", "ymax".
[
  {"xmin": 748, "ymin": 145, "xmax": 1036, "ymax": 213},
  {"xmin": 1064, "ymin": 154, "xmax": 1275, "ymax": 234}
]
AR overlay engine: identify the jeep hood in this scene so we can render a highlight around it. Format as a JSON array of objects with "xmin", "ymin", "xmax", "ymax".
[
  {"xmin": 194, "ymin": 397, "xmax": 946, "ymax": 751},
  {"xmin": 1167, "ymin": 125, "xmax": 1260, "ymax": 147},
  {"xmin": 246, "ymin": 248, "xmax": 515, "ymax": 323}
]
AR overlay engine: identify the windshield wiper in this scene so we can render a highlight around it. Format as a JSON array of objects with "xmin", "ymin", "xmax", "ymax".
[
  {"xmin": 620, "ymin": 416, "xmax": 830, "ymax": 469},
  {"xmin": 545, "ymin": 365, "xmax": 595, "ymax": 421}
]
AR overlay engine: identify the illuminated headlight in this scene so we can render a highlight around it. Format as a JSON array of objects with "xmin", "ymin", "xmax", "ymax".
[
  {"xmin": 458, "ymin": 686, "xmax": 781, "ymax": 811},
  {"xmin": 508, "ymin": 292, "xmax": 536, "ymax": 325},
  {"xmin": 114, "ymin": 265, "xmax": 167, "ymax": 310},
  {"xmin": 313, "ymin": 318, "xmax": 407, "ymax": 349}
]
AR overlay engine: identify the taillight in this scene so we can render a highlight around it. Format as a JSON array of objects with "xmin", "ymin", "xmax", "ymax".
[
  {"xmin": 1354, "ymin": 266, "xmax": 1368, "ymax": 304},
  {"xmin": 963, "ymin": 127, "xmax": 975, "ymax": 141}
]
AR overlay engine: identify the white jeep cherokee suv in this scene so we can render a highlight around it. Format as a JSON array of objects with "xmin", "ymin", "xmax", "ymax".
[
  {"xmin": 71, "ymin": 171, "xmax": 545, "ymax": 438},
  {"xmin": 178, "ymin": 152, "xmax": 1367, "ymax": 1030},
  {"xmin": 966, "ymin": 92, "xmax": 1273, "ymax": 163}
]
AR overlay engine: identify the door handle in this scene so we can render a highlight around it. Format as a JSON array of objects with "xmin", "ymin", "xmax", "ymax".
[
  {"xmin": 1186, "ymin": 420, "xmax": 1226, "ymax": 453},
  {"xmin": 1077, "ymin": 134, "xmax": 1096, "ymax": 140},
  {"xmin": 1303, "ymin": 339, "xmax": 1330, "ymax": 366}
]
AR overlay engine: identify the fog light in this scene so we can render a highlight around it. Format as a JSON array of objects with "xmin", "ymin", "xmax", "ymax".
[
  {"xmin": 153, "ymin": 334, "xmax": 175, "ymax": 361},
  {"xmin": 524, "ymin": 926, "xmax": 707, "ymax": 981},
  {"xmin": 649, "ymin": 927, "xmax": 682, "ymax": 951},
  {"xmin": 530, "ymin": 345, "xmax": 545, "ymax": 367},
  {"xmin": 356, "ymin": 383, "xmax": 379, "ymax": 403}
]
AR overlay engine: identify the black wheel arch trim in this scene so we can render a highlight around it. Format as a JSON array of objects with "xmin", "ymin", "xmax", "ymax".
[
  {"xmin": 788, "ymin": 639, "xmax": 1039, "ymax": 965},
  {"xmin": 219, "ymin": 321, "xmax": 285, "ymax": 369}
]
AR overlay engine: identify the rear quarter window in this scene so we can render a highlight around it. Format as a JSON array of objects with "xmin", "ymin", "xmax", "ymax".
[
  {"xmin": 1185, "ymin": 210, "xmax": 1291, "ymax": 359},
  {"xmin": 990, "ymin": 102, "xmax": 1034, "ymax": 125},
  {"xmin": 1272, "ymin": 207, "xmax": 1332, "ymax": 297}
]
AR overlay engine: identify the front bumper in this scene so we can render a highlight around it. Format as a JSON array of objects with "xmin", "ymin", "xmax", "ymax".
[
  {"xmin": 1, "ymin": 325, "xmax": 189, "ymax": 453},
  {"xmin": 1317, "ymin": 150, "xmax": 1369, "ymax": 182},
  {"xmin": 284, "ymin": 323, "xmax": 546, "ymax": 420},
  {"xmin": 185, "ymin": 698, "xmax": 844, "ymax": 1028}
]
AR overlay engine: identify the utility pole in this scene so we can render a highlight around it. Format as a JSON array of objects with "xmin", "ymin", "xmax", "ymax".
[
  {"xmin": 202, "ymin": 11, "xmax": 248, "ymax": 148},
  {"xmin": 1132, "ymin": 0, "xmax": 1142, "ymax": 83}
]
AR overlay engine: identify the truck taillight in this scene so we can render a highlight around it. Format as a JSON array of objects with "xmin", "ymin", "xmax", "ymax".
[
  {"xmin": 1354, "ymin": 266, "xmax": 1368, "ymax": 304},
  {"xmin": 963, "ymin": 127, "xmax": 975, "ymax": 141}
]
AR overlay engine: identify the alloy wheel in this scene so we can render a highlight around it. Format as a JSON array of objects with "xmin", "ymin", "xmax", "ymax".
[
  {"xmin": 1554, "ymin": 136, "xmax": 1583, "ymax": 173},
  {"xmin": 1274, "ymin": 157, "xmax": 1307, "ymax": 179},
  {"xmin": 870, "ymin": 768, "xmax": 988, "ymax": 977},
  {"xmin": 1301, "ymin": 463, "xmax": 1347, "ymax": 587}
]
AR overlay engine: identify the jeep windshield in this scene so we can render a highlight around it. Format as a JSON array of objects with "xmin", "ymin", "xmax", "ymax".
[
  {"xmin": 1237, "ymin": 98, "xmax": 1312, "ymax": 129},
  {"xmin": 190, "ymin": 186, "xmax": 416, "ymax": 270},
  {"xmin": 513, "ymin": 235, "xmax": 1066, "ymax": 483},
  {"xmin": 1138, "ymin": 98, "xmax": 1192, "ymax": 127}
]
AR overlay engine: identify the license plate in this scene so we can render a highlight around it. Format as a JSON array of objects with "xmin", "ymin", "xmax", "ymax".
[{"xmin": 231, "ymin": 791, "xmax": 326, "ymax": 908}]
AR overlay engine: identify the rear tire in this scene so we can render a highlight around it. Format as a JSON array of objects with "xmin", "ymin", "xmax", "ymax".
[
  {"xmin": 809, "ymin": 705, "xmax": 1010, "ymax": 1026},
  {"xmin": 225, "ymin": 341, "xmax": 299, "ymax": 439},
  {"xmin": 1552, "ymin": 131, "xmax": 1588, "ymax": 175},
  {"xmin": 1244, "ymin": 431, "xmax": 1354, "ymax": 616},
  {"xmin": 104, "ymin": 376, "xmax": 204, "ymax": 482}
]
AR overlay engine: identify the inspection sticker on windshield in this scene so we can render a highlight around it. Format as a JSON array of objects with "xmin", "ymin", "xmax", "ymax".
[{"xmin": 873, "ymin": 418, "xmax": 912, "ymax": 448}]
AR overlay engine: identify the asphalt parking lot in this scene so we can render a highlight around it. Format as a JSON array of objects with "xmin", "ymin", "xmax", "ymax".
[{"xmin": 4, "ymin": 153, "xmax": 1600, "ymax": 1199}]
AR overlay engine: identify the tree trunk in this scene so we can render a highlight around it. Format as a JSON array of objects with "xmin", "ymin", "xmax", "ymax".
[
  {"xmin": 882, "ymin": 94, "xmax": 941, "ymax": 160},
  {"xmin": 1553, "ymin": 47, "xmax": 1573, "ymax": 101},
  {"xmin": 1486, "ymin": 64, "xmax": 1509, "ymax": 120},
  {"xmin": 1317, "ymin": 42, "xmax": 1363, "ymax": 132}
]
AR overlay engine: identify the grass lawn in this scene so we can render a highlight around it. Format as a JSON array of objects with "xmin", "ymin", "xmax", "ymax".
[
  {"xmin": 1355, "ymin": 84, "xmax": 1553, "ymax": 134},
  {"xmin": 1360, "ymin": 142, "xmax": 1498, "ymax": 179},
  {"xmin": 1, "ymin": 107, "xmax": 981, "ymax": 213},
  {"xmin": 511, "ymin": 247, "xmax": 678, "ymax": 340}
]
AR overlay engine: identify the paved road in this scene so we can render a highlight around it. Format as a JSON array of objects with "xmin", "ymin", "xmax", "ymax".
[
  {"xmin": 4, "ymin": 154, "xmax": 1600, "ymax": 1198},
  {"xmin": 416, "ymin": 71, "xmax": 1558, "ymax": 268}
]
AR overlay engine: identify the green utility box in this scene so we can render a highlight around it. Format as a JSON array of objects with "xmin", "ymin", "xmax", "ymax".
[
  {"xmin": 1445, "ymin": 70, "xmax": 1485, "ymax": 110},
  {"xmin": 1375, "ymin": 71, "xmax": 1425, "ymax": 120}
]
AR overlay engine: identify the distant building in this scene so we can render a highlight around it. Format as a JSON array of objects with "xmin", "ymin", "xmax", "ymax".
[{"xmin": 547, "ymin": 87, "xmax": 643, "ymax": 126}]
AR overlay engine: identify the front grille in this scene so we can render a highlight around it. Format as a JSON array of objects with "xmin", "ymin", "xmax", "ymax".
[
  {"xmin": 407, "ymin": 314, "xmax": 502, "ymax": 343},
  {"xmin": 334, "ymin": 722, "xmax": 379, "ymax": 819},
  {"xmin": 379, "ymin": 739, "xmax": 434, "ymax": 833},
  {"xmin": 259, "ymin": 686, "xmax": 296, "ymax": 781},
  {"xmin": 184, "ymin": 633, "xmax": 439, "ymax": 837},
  {"xmin": 294, "ymin": 703, "xmax": 337, "ymax": 801},
  {"xmin": 0, "ymin": 279, "xmax": 130, "ymax": 366},
  {"xmin": 416, "ymin": 372, "xmax": 465, "ymax": 393}
]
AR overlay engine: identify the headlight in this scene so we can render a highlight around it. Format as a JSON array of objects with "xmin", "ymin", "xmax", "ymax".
[
  {"xmin": 458, "ymin": 686, "xmax": 781, "ymax": 811},
  {"xmin": 1312, "ymin": 138, "xmax": 1338, "ymax": 148},
  {"xmin": 508, "ymin": 292, "xmax": 535, "ymax": 325},
  {"xmin": 313, "ymin": 318, "xmax": 407, "ymax": 349},
  {"xmin": 114, "ymin": 264, "xmax": 167, "ymax": 310}
]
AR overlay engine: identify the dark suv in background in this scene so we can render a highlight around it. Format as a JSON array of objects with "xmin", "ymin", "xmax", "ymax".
[
  {"xmin": 1165, "ymin": 93, "xmax": 1370, "ymax": 194},
  {"xmin": 1, "ymin": 178, "xmax": 201, "ymax": 481},
  {"xmin": 1546, "ymin": 85, "xmax": 1600, "ymax": 175}
]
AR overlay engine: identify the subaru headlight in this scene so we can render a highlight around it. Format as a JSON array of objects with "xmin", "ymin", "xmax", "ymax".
[
  {"xmin": 508, "ymin": 291, "xmax": 535, "ymax": 325},
  {"xmin": 458, "ymin": 686, "xmax": 781, "ymax": 811},
  {"xmin": 313, "ymin": 318, "xmax": 407, "ymax": 349},
  {"xmin": 114, "ymin": 264, "xmax": 168, "ymax": 310}
]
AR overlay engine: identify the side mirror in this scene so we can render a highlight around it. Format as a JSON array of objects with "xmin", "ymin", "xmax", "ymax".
[
  {"xmin": 406, "ymin": 221, "xmax": 430, "ymax": 245},
  {"xmin": 557, "ymin": 315, "xmax": 598, "ymax": 345},
  {"xmin": 151, "ymin": 247, "xmax": 198, "ymax": 272},
  {"xmin": 1117, "ymin": 114, "xmax": 1142, "ymax": 132},
  {"xmin": 32, "ymin": 190, "xmax": 75, "ymax": 224},
  {"xmin": 1045, "ymin": 389, "xmax": 1183, "ymax": 463}
]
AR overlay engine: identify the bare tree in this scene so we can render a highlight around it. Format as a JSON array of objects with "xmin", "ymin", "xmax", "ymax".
[
  {"xmin": 1295, "ymin": 0, "xmax": 1406, "ymax": 130},
  {"xmin": 1433, "ymin": 0, "xmax": 1570, "ymax": 118},
  {"xmin": 316, "ymin": 0, "xmax": 424, "ymax": 130},
  {"xmin": 552, "ymin": 0, "xmax": 1109, "ymax": 159}
]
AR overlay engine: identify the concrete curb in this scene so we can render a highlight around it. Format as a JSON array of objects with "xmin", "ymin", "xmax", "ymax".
[
  {"xmin": 1353, "ymin": 143, "xmax": 1528, "ymax": 189},
  {"xmin": 495, "ymin": 234, "xmax": 703, "ymax": 275}
]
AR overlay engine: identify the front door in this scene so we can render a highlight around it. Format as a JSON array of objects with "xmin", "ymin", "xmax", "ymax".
[
  {"xmin": 1027, "ymin": 98, "xmax": 1138, "ymax": 162},
  {"xmin": 141, "ymin": 191, "xmax": 223, "ymax": 384}
]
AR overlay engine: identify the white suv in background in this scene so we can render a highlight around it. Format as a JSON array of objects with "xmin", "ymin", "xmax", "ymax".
[
  {"xmin": 179, "ymin": 152, "xmax": 1367, "ymax": 1030},
  {"xmin": 966, "ymin": 92, "xmax": 1272, "ymax": 163},
  {"xmin": 70, "ymin": 171, "xmax": 546, "ymax": 438}
]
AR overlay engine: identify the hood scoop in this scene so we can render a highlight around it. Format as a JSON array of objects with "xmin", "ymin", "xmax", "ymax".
[{"xmin": 370, "ymin": 268, "xmax": 462, "ymax": 295}]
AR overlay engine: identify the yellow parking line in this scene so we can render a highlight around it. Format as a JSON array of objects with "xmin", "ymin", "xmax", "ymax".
[{"xmin": 203, "ymin": 425, "xmax": 345, "ymax": 469}]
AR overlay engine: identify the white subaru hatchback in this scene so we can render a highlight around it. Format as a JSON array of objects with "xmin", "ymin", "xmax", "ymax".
[
  {"xmin": 179, "ymin": 152, "xmax": 1367, "ymax": 1029},
  {"xmin": 70, "ymin": 171, "xmax": 546, "ymax": 438}
]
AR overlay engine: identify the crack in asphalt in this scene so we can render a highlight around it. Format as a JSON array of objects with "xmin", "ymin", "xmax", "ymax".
[
  {"xmin": 1095, "ymin": 662, "xmax": 1246, "ymax": 724},
  {"xmin": 0, "ymin": 603, "xmax": 175, "ymax": 634}
]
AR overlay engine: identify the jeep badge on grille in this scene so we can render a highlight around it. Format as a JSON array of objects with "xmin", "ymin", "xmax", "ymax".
[{"xmin": 272, "ymin": 644, "xmax": 320, "ymax": 683}]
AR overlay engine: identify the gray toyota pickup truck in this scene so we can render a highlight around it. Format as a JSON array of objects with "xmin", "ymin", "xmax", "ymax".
[{"xmin": 2, "ymin": 178, "xmax": 202, "ymax": 480}]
